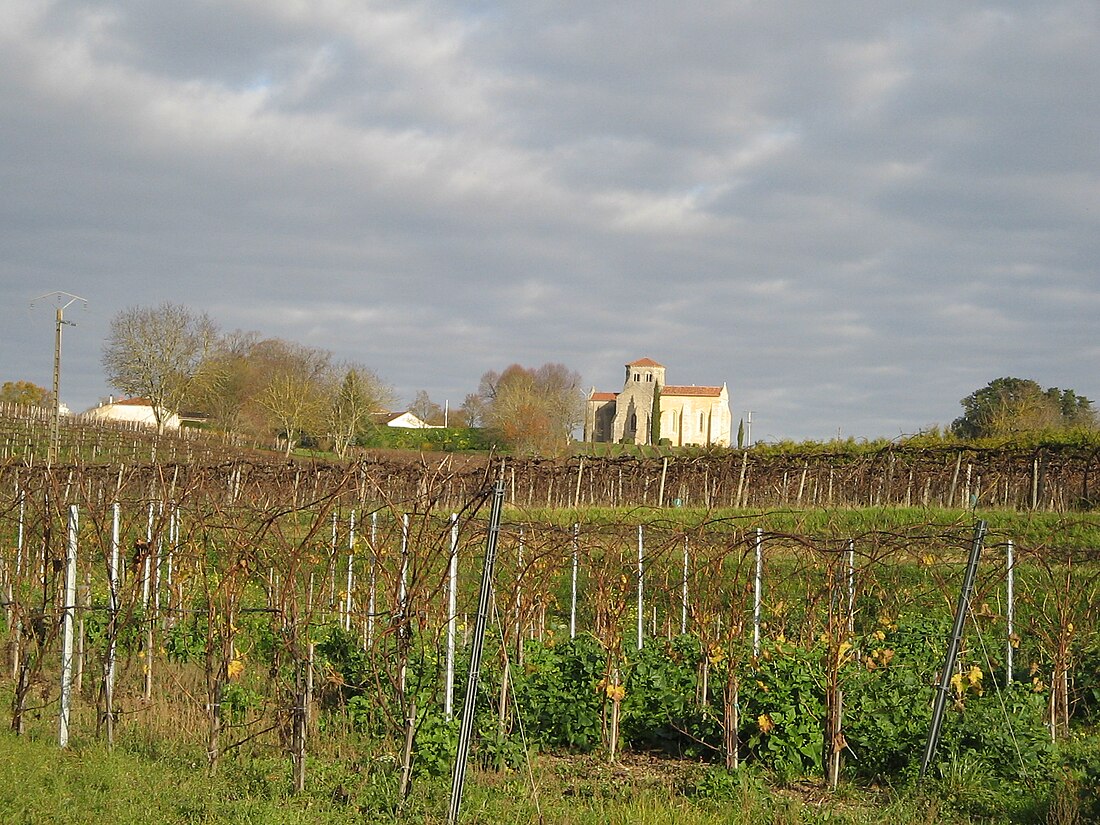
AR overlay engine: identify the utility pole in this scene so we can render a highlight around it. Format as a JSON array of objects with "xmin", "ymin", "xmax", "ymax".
[{"xmin": 32, "ymin": 291, "xmax": 87, "ymax": 466}]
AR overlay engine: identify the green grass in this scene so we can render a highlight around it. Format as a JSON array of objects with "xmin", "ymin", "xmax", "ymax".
[{"xmin": 2, "ymin": 729, "xmax": 1086, "ymax": 824}]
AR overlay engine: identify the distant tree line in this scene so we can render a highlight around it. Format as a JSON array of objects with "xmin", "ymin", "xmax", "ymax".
[
  {"xmin": 98, "ymin": 303, "xmax": 390, "ymax": 456},
  {"xmin": 9, "ymin": 303, "xmax": 1093, "ymax": 458},
  {"xmin": 94, "ymin": 302, "xmax": 584, "ymax": 456}
]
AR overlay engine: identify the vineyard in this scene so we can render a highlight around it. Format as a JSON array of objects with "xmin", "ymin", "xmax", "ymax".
[
  {"xmin": 4, "ymin": 401, "xmax": 1100, "ymax": 512},
  {"xmin": 1, "ymin": 401, "xmax": 1099, "ymax": 821},
  {"xmin": 1, "ymin": 451, "xmax": 1099, "ymax": 823}
]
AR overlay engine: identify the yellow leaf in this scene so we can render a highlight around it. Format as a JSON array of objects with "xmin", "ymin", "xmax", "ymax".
[
  {"xmin": 836, "ymin": 641, "xmax": 852, "ymax": 665},
  {"xmin": 707, "ymin": 643, "xmax": 726, "ymax": 666},
  {"xmin": 950, "ymin": 672, "xmax": 964, "ymax": 698},
  {"xmin": 968, "ymin": 665, "xmax": 984, "ymax": 695},
  {"xmin": 227, "ymin": 658, "xmax": 245, "ymax": 680},
  {"xmin": 758, "ymin": 714, "xmax": 775, "ymax": 734}
]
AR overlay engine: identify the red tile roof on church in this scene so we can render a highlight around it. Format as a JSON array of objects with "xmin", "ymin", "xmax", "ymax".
[
  {"xmin": 627, "ymin": 357, "xmax": 663, "ymax": 367},
  {"xmin": 662, "ymin": 385, "xmax": 724, "ymax": 397},
  {"xmin": 589, "ymin": 391, "xmax": 618, "ymax": 401}
]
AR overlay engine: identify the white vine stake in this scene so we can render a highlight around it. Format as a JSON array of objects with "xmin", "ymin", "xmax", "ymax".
[
  {"xmin": 753, "ymin": 527, "xmax": 763, "ymax": 657},
  {"xmin": 59, "ymin": 505, "xmax": 78, "ymax": 748}
]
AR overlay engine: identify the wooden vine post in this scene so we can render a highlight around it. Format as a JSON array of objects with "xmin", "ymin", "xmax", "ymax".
[{"xmin": 823, "ymin": 544, "xmax": 854, "ymax": 790}]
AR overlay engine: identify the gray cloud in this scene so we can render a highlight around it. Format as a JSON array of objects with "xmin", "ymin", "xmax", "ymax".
[{"xmin": 2, "ymin": 0, "xmax": 1097, "ymax": 441}]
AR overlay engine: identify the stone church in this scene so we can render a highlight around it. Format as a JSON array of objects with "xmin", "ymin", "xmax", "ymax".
[{"xmin": 584, "ymin": 358, "xmax": 732, "ymax": 447}]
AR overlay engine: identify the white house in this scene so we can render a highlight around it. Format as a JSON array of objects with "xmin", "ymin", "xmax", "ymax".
[
  {"xmin": 82, "ymin": 397, "xmax": 182, "ymax": 430},
  {"xmin": 372, "ymin": 411, "xmax": 442, "ymax": 429}
]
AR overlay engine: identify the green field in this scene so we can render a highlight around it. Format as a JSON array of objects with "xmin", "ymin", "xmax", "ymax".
[
  {"xmin": 1, "ymin": 479, "xmax": 1098, "ymax": 823},
  {"xmin": 3, "ymin": 722, "xmax": 1096, "ymax": 824}
]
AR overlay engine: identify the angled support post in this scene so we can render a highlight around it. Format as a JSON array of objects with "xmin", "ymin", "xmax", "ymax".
[
  {"xmin": 448, "ymin": 480, "xmax": 505, "ymax": 825},
  {"xmin": 919, "ymin": 519, "xmax": 987, "ymax": 780}
]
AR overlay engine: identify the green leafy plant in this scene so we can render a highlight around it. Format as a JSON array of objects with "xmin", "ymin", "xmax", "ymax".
[
  {"xmin": 511, "ymin": 635, "xmax": 606, "ymax": 751},
  {"xmin": 741, "ymin": 637, "xmax": 825, "ymax": 776}
]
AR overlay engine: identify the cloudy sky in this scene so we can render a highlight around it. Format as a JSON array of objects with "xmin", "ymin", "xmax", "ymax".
[{"xmin": 2, "ymin": 1, "xmax": 1097, "ymax": 442}]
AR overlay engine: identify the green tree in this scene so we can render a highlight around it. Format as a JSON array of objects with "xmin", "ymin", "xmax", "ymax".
[
  {"xmin": 650, "ymin": 384, "xmax": 662, "ymax": 445},
  {"xmin": 952, "ymin": 377, "xmax": 1097, "ymax": 438},
  {"xmin": 0, "ymin": 381, "xmax": 52, "ymax": 406}
]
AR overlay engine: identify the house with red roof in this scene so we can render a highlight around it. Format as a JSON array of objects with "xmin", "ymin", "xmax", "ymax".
[{"xmin": 584, "ymin": 358, "xmax": 732, "ymax": 447}]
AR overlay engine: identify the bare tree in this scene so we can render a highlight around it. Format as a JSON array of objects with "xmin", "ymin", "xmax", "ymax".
[
  {"xmin": 460, "ymin": 391, "xmax": 488, "ymax": 427},
  {"xmin": 475, "ymin": 362, "xmax": 584, "ymax": 456},
  {"xmin": 101, "ymin": 302, "xmax": 218, "ymax": 433},
  {"xmin": 193, "ymin": 330, "xmax": 264, "ymax": 434},
  {"xmin": 329, "ymin": 365, "xmax": 391, "ymax": 458},
  {"xmin": 408, "ymin": 390, "xmax": 444, "ymax": 425},
  {"xmin": 252, "ymin": 341, "xmax": 333, "ymax": 456}
]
